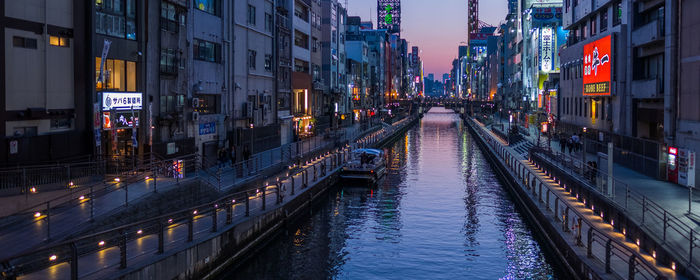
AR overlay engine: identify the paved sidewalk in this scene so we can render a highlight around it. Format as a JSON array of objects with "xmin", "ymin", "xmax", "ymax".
[
  {"xmin": 14, "ymin": 118, "xmax": 411, "ymax": 280},
  {"xmin": 0, "ymin": 123, "xmax": 373, "ymax": 261}
]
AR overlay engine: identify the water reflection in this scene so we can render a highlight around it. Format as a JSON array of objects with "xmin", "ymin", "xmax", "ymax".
[{"xmin": 224, "ymin": 108, "xmax": 557, "ymax": 279}]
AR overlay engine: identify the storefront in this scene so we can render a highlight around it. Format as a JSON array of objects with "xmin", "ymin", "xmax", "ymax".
[
  {"xmin": 101, "ymin": 92, "xmax": 142, "ymax": 158},
  {"xmin": 293, "ymin": 116, "xmax": 314, "ymax": 139}
]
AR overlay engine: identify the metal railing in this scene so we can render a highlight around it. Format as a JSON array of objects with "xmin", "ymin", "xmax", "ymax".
[
  {"xmin": 0, "ymin": 117, "xmax": 417, "ymax": 279},
  {"xmin": 532, "ymin": 148, "xmax": 700, "ymax": 273},
  {"xmin": 0, "ymin": 148, "xmax": 352, "ymax": 279},
  {"xmin": 468, "ymin": 118, "xmax": 671, "ymax": 279}
]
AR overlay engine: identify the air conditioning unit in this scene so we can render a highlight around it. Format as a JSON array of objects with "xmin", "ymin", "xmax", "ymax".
[
  {"xmin": 192, "ymin": 98, "xmax": 200, "ymax": 108},
  {"xmin": 192, "ymin": 112, "xmax": 200, "ymax": 121}
]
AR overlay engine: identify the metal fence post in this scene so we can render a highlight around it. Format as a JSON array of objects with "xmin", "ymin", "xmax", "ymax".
[
  {"xmin": 605, "ymin": 240, "xmax": 612, "ymax": 273},
  {"xmin": 261, "ymin": 187, "xmax": 266, "ymax": 210},
  {"xmin": 119, "ymin": 231, "xmax": 127, "ymax": 269},
  {"xmin": 90, "ymin": 186, "xmax": 94, "ymax": 221},
  {"xmin": 46, "ymin": 201, "xmax": 51, "ymax": 240},
  {"xmin": 212, "ymin": 206, "xmax": 218, "ymax": 232},
  {"xmin": 226, "ymin": 202, "xmax": 233, "ymax": 225},
  {"xmin": 70, "ymin": 242, "xmax": 78, "ymax": 280},
  {"xmin": 642, "ymin": 196, "xmax": 646, "ymax": 224},
  {"xmin": 663, "ymin": 211, "xmax": 667, "ymax": 241},
  {"xmin": 245, "ymin": 193, "xmax": 250, "ymax": 217},
  {"xmin": 188, "ymin": 215, "xmax": 193, "ymax": 242},
  {"xmin": 628, "ymin": 255, "xmax": 635, "ymax": 280},
  {"xmin": 158, "ymin": 222, "xmax": 164, "ymax": 254},
  {"xmin": 587, "ymin": 228, "xmax": 593, "ymax": 257}
]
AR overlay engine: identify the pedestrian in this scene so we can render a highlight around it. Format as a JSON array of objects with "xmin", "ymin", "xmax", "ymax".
[
  {"xmin": 218, "ymin": 148, "xmax": 226, "ymax": 169},
  {"xmin": 559, "ymin": 133, "xmax": 566, "ymax": 153},
  {"xmin": 229, "ymin": 146, "xmax": 236, "ymax": 167},
  {"xmin": 567, "ymin": 137, "xmax": 573, "ymax": 155},
  {"xmin": 243, "ymin": 146, "xmax": 251, "ymax": 175},
  {"xmin": 571, "ymin": 134, "xmax": 580, "ymax": 152}
]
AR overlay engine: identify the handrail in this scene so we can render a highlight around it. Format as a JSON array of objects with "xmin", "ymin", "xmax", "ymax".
[
  {"xmin": 467, "ymin": 118, "xmax": 670, "ymax": 279},
  {"xmin": 533, "ymin": 148, "xmax": 700, "ymax": 272}
]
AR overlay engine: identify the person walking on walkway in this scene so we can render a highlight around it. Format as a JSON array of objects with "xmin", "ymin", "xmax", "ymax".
[
  {"xmin": 243, "ymin": 146, "xmax": 251, "ymax": 175},
  {"xmin": 567, "ymin": 137, "xmax": 574, "ymax": 155},
  {"xmin": 571, "ymin": 134, "xmax": 580, "ymax": 153},
  {"xmin": 218, "ymin": 148, "xmax": 226, "ymax": 169},
  {"xmin": 229, "ymin": 146, "xmax": 236, "ymax": 167},
  {"xmin": 559, "ymin": 133, "xmax": 566, "ymax": 153}
]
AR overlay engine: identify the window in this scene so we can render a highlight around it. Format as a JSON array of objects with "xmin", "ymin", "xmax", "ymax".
[
  {"xmin": 160, "ymin": 48, "xmax": 177, "ymax": 74},
  {"xmin": 633, "ymin": 52, "xmax": 664, "ymax": 80},
  {"xmin": 96, "ymin": 57, "xmax": 137, "ymax": 91},
  {"xmin": 247, "ymin": 5, "xmax": 256, "ymax": 25},
  {"xmin": 13, "ymin": 36, "xmax": 38, "ymax": 49},
  {"xmin": 49, "ymin": 36, "xmax": 70, "ymax": 47},
  {"xmin": 294, "ymin": 1, "xmax": 308, "ymax": 22},
  {"xmin": 613, "ymin": 1, "xmax": 622, "ymax": 26},
  {"xmin": 195, "ymin": 0, "xmax": 219, "ymax": 16},
  {"xmin": 265, "ymin": 54, "xmax": 272, "ymax": 72},
  {"xmin": 600, "ymin": 9, "xmax": 608, "ymax": 32},
  {"xmin": 294, "ymin": 59, "xmax": 309, "ymax": 73},
  {"xmin": 95, "ymin": 0, "xmax": 136, "ymax": 40},
  {"xmin": 590, "ymin": 17, "xmax": 597, "ymax": 36},
  {"xmin": 312, "ymin": 37, "xmax": 318, "ymax": 52},
  {"xmin": 265, "ymin": 13, "xmax": 273, "ymax": 32},
  {"xmin": 294, "ymin": 30, "xmax": 309, "ymax": 49},
  {"xmin": 51, "ymin": 119, "xmax": 72, "ymax": 130},
  {"xmin": 248, "ymin": 50, "xmax": 257, "ymax": 70},
  {"xmin": 193, "ymin": 39, "xmax": 221, "ymax": 63},
  {"xmin": 161, "ymin": 1, "xmax": 179, "ymax": 32},
  {"xmin": 312, "ymin": 64, "xmax": 320, "ymax": 79},
  {"xmin": 193, "ymin": 94, "xmax": 220, "ymax": 114}
]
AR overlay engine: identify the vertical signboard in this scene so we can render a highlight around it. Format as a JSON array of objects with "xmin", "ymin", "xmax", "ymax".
[
  {"xmin": 540, "ymin": 27, "xmax": 554, "ymax": 72},
  {"xmin": 583, "ymin": 35, "xmax": 612, "ymax": 96},
  {"xmin": 377, "ymin": 0, "xmax": 401, "ymax": 34}
]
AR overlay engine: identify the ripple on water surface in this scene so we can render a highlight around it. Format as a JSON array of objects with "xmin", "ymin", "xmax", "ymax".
[{"xmin": 224, "ymin": 108, "xmax": 558, "ymax": 280}]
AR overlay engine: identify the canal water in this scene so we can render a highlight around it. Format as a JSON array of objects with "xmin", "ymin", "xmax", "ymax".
[{"xmin": 223, "ymin": 108, "xmax": 559, "ymax": 279}]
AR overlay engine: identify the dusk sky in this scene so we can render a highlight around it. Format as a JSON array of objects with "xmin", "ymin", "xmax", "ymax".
[{"xmin": 346, "ymin": 0, "xmax": 508, "ymax": 78}]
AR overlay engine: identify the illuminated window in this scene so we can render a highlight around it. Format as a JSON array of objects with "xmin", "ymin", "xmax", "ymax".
[
  {"xmin": 96, "ymin": 57, "xmax": 137, "ymax": 91},
  {"xmin": 193, "ymin": 39, "xmax": 221, "ymax": 63},
  {"xmin": 49, "ymin": 36, "xmax": 70, "ymax": 47},
  {"xmin": 195, "ymin": 0, "xmax": 220, "ymax": 16}
]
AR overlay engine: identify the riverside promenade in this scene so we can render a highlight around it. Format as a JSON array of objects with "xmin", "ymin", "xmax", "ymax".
[{"xmin": 1, "ymin": 116, "xmax": 418, "ymax": 280}]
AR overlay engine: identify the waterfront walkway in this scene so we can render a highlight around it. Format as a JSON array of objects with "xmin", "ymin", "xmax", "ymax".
[
  {"xmin": 492, "ymin": 116, "xmax": 700, "ymax": 226},
  {"xmin": 0, "ymin": 124, "xmax": 368, "ymax": 262},
  {"xmin": 470, "ymin": 117, "xmax": 677, "ymax": 279},
  {"xmin": 1, "ymin": 119, "xmax": 412, "ymax": 279}
]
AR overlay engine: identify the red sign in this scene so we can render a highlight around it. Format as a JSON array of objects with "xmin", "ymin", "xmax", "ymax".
[{"xmin": 583, "ymin": 35, "xmax": 612, "ymax": 96}]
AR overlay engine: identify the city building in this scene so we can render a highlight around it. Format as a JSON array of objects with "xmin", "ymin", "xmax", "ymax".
[
  {"xmin": 2, "ymin": 0, "xmax": 90, "ymax": 164},
  {"xmin": 233, "ymin": 0, "xmax": 278, "ymax": 155},
  {"xmin": 290, "ymin": 0, "xmax": 314, "ymax": 139}
]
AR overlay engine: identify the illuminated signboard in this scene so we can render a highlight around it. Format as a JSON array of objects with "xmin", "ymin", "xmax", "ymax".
[
  {"xmin": 540, "ymin": 27, "xmax": 554, "ymax": 72},
  {"xmin": 377, "ymin": 0, "xmax": 401, "ymax": 34},
  {"xmin": 583, "ymin": 35, "xmax": 612, "ymax": 96},
  {"xmin": 102, "ymin": 92, "xmax": 143, "ymax": 111}
]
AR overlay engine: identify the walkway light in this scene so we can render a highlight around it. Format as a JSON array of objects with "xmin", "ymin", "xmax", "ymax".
[
  {"xmin": 168, "ymin": 219, "xmax": 173, "ymax": 224},
  {"xmin": 34, "ymin": 212, "xmax": 41, "ymax": 218},
  {"xmin": 145, "ymin": 176, "xmax": 150, "ymax": 180},
  {"xmin": 137, "ymin": 229, "xmax": 143, "ymax": 234},
  {"xmin": 652, "ymin": 251, "xmax": 656, "ymax": 259},
  {"xmin": 49, "ymin": 255, "xmax": 57, "ymax": 261},
  {"xmin": 232, "ymin": 199, "xmax": 236, "ymax": 203},
  {"xmin": 193, "ymin": 210, "xmax": 198, "ymax": 215},
  {"xmin": 98, "ymin": 241, "xmax": 105, "ymax": 246},
  {"xmin": 30, "ymin": 187, "xmax": 37, "ymax": 193},
  {"xmin": 636, "ymin": 239, "xmax": 640, "ymax": 246},
  {"xmin": 114, "ymin": 178, "xmax": 120, "ymax": 182},
  {"xmin": 69, "ymin": 182, "xmax": 74, "ymax": 187},
  {"xmin": 672, "ymin": 262, "xmax": 676, "ymax": 271},
  {"xmin": 622, "ymin": 228, "xmax": 626, "ymax": 235}
]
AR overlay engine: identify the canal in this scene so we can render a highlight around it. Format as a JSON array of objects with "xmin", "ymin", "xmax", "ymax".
[{"xmin": 222, "ymin": 108, "xmax": 560, "ymax": 279}]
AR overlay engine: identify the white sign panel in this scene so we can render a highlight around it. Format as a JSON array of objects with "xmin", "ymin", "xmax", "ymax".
[
  {"xmin": 540, "ymin": 27, "xmax": 554, "ymax": 72},
  {"xmin": 103, "ymin": 92, "xmax": 143, "ymax": 111},
  {"xmin": 9, "ymin": 140, "xmax": 18, "ymax": 155}
]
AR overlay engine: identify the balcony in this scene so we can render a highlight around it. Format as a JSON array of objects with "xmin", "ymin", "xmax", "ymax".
[
  {"xmin": 632, "ymin": 19, "xmax": 663, "ymax": 47},
  {"xmin": 631, "ymin": 77, "xmax": 662, "ymax": 99}
]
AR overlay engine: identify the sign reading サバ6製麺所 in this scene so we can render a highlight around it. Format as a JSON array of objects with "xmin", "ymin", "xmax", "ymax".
[
  {"xmin": 102, "ymin": 92, "xmax": 143, "ymax": 111},
  {"xmin": 583, "ymin": 35, "xmax": 612, "ymax": 96}
]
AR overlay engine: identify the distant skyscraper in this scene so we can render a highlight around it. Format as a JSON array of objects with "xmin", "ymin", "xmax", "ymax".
[
  {"xmin": 458, "ymin": 45, "xmax": 468, "ymax": 58},
  {"xmin": 468, "ymin": 0, "xmax": 478, "ymax": 35},
  {"xmin": 377, "ymin": 0, "xmax": 401, "ymax": 34},
  {"xmin": 428, "ymin": 73, "xmax": 434, "ymax": 81}
]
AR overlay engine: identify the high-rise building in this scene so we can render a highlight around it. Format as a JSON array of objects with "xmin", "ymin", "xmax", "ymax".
[
  {"xmin": 468, "ymin": 0, "xmax": 479, "ymax": 35},
  {"xmin": 377, "ymin": 0, "xmax": 401, "ymax": 34}
]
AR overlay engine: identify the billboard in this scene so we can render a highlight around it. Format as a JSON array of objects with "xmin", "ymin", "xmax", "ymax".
[
  {"xmin": 583, "ymin": 35, "xmax": 612, "ymax": 96},
  {"xmin": 539, "ymin": 27, "xmax": 554, "ymax": 72},
  {"xmin": 377, "ymin": 0, "xmax": 401, "ymax": 34}
]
